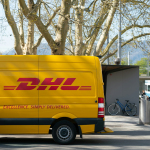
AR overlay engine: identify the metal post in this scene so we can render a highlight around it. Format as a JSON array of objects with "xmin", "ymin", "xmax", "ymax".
[
  {"xmin": 128, "ymin": 51, "xmax": 130, "ymax": 65},
  {"xmin": 118, "ymin": 0, "xmax": 121, "ymax": 64},
  {"xmin": 93, "ymin": 46, "xmax": 96, "ymax": 56},
  {"xmin": 107, "ymin": 32, "xmax": 109, "ymax": 65},
  {"xmin": 148, "ymin": 55, "xmax": 149, "ymax": 76}
]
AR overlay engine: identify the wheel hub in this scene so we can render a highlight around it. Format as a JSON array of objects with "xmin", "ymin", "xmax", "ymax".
[
  {"xmin": 59, "ymin": 127, "xmax": 69, "ymax": 139},
  {"xmin": 57, "ymin": 125, "xmax": 72, "ymax": 141}
]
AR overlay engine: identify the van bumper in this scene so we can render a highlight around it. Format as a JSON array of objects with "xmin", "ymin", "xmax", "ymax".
[
  {"xmin": 99, "ymin": 127, "xmax": 114, "ymax": 133},
  {"xmin": 75, "ymin": 118, "xmax": 104, "ymax": 132},
  {"xmin": 95, "ymin": 118, "xmax": 104, "ymax": 132}
]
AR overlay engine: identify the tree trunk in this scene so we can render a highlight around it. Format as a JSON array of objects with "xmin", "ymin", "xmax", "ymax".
[
  {"xmin": 2, "ymin": 0, "xmax": 23, "ymax": 55},
  {"xmin": 24, "ymin": 0, "xmax": 35, "ymax": 55},
  {"xmin": 85, "ymin": 4, "xmax": 109, "ymax": 56},
  {"xmin": 95, "ymin": 0, "xmax": 119, "ymax": 56},
  {"xmin": 74, "ymin": 0, "xmax": 85, "ymax": 55},
  {"xmin": 54, "ymin": 0, "xmax": 71, "ymax": 55},
  {"xmin": 18, "ymin": 2, "xmax": 25, "ymax": 51}
]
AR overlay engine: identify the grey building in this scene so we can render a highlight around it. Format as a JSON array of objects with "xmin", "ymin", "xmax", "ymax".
[{"xmin": 102, "ymin": 65, "xmax": 139, "ymax": 115}]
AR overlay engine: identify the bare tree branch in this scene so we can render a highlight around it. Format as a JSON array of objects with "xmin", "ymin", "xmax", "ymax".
[
  {"xmin": 3, "ymin": 0, "xmax": 23, "ymax": 54},
  {"xmin": 91, "ymin": 0, "xmax": 98, "ymax": 15},
  {"xmin": 85, "ymin": 2, "xmax": 109, "ymax": 55},
  {"xmin": 123, "ymin": 0, "xmax": 149, "ymax": 5},
  {"xmin": 85, "ymin": 13, "xmax": 108, "ymax": 55},
  {"xmin": 65, "ymin": 46, "xmax": 75, "ymax": 55},
  {"xmin": 32, "ymin": 35, "xmax": 43, "ymax": 55},
  {"xmin": 101, "ymin": 33, "xmax": 150, "ymax": 63},
  {"xmin": 19, "ymin": 0, "xmax": 57, "ymax": 53},
  {"xmin": 18, "ymin": 2, "xmax": 25, "ymax": 48},
  {"xmin": 95, "ymin": 0, "xmax": 119, "ymax": 56},
  {"xmin": 101, "ymin": 24, "xmax": 150, "ymax": 57},
  {"xmin": 32, "ymin": 7, "xmax": 60, "ymax": 54}
]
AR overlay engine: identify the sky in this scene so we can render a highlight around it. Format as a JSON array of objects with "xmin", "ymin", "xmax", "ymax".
[
  {"xmin": 0, "ymin": 1, "xmax": 149, "ymax": 60},
  {"xmin": 0, "ymin": 2, "xmax": 132, "ymax": 54},
  {"xmin": 0, "ymin": 4, "xmax": 14, "ymax": 53}
]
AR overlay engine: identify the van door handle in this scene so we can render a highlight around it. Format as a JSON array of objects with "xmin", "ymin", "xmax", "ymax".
[{"xmin": 95, "ymin": 100, "xmax": 97, "ymax": 103}]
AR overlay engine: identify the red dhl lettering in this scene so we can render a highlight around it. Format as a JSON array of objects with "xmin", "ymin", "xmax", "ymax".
[
  {"xmin": 4, "ymin": 78, "xmax": 91, "ymax": 91},
  {"xmin": 47, "ymin": 105, "xmax": 69, "ymax": 109},
  {"xmin": 3, "ymin": 105, "xmax": 70, "ymax": 109},
  {"xmin": 31, "ymin": 105, "xmax": 45, "ymax": 109},
  {"xmin": 3, "ymin": 105, "xmax": 29, "ymax": 109}
]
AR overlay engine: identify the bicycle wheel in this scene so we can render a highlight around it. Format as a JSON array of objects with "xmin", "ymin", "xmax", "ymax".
[
  {"xmin": 108, "ymin": 103, "xmax": 120, "ymax": 115},
  {"xmin": 125, "ymin": 104, "xmax": 137, "ymax": 116}
]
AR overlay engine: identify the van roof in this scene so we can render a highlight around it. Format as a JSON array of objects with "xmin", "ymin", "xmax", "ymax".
[{"xmin": 0, "ymin": 55, "xmax": 96, "ymax": 63}]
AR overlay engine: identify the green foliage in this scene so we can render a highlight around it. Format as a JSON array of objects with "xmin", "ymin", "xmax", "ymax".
[
  {"xmin": 134, "ymin": 58, "xmax": 149, "ymax": 76},
  {"xmin": 121, "ymin": 57, "xmax": 133, "ymax": 65},
  {"xmin": 135, "ymin": 58, "xmax": 147, "ymax": 67},
  {"xmin": 121, "ymin": 60, "xmax": 127, "ymax": 65},
  {"xmin": 121, "ymin": 57, "xmax": 128, "ymax": 65}
]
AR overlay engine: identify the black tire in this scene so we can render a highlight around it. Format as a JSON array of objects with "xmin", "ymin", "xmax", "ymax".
[
  {"xmin": 125, "ymin": 104, "xmax": 137, "ymax": 116},
  {"xmin": 52, "ymin": 120, "xmax": 76, "ymax": 145},
  {"xmin": 108, "ymin": 103, "xmax": 120, "ymax": 115}
]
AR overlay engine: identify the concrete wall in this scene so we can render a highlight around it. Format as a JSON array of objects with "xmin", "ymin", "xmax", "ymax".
[{"xmin": 105, "ymin": 68, "xmax": 139, "ymax": 115}]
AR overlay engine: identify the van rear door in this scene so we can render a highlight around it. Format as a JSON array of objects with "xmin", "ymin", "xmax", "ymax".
[{"xmin": 0, "ymin": 56, "xmax": 39, "ymax": 134}]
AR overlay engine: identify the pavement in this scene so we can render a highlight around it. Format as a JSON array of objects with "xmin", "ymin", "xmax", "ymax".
[
  {"xmin": 104, "ymin": 115, "xmax": 150, "ymax": 149},
  {"xmin": 0, "ymin": 115, "xmax": 150, "ymax": 150}
]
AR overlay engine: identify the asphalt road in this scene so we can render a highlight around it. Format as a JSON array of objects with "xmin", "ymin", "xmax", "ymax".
[{"xmin": 0, "ymin": 116, "xmax": 150, "ymax": 150}]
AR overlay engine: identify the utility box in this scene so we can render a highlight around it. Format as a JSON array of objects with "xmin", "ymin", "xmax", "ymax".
[{"xmin": 139, "ymin": 96, "xmax": 150, "ymax": 124}]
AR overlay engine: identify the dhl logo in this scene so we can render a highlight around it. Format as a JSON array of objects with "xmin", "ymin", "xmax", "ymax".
[{"xmin": 4, "ymin": 78, "xmax": 91, "ymax": 91}]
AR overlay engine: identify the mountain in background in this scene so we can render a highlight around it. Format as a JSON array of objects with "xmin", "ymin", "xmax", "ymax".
[
  {"xmin": 2, "ymin": 41, "xmax": 148, "ymax": 64},
  {"xmin": 122, "ymin": 44, "xmax": 147, "ymax": 64},
  {"xmin": 103, "ymin": 40, "xmax": 148, "ymax": 64},
  {"xmin": 2, "ymin": 43, "xmax": 51, "ymax": 55}
]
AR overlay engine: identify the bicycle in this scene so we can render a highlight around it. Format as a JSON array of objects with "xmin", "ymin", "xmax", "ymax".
[{"xmin": 108, "ymin": 99, "xmax": 137, "ymax": 116}]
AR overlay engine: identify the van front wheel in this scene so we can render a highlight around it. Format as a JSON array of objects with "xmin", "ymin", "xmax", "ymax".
[{"xmin": 52, "ymin": 120, "xmax": 76, "ymax": 144}]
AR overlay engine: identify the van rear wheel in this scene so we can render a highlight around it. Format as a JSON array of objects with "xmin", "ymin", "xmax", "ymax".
[{"xmin": 52, "ymin": 120, "xmax": 76, "ymax": 144}]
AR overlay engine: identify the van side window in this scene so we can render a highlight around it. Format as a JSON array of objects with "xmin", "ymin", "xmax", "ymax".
[{"xmin": 148, "ymin": 85, "xmax": 150, "ymax": 91}]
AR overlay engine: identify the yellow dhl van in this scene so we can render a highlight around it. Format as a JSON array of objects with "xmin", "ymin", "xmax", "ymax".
[{"xmin": 0, "ymin": 55, "xmax": 112, "ymax": 144}]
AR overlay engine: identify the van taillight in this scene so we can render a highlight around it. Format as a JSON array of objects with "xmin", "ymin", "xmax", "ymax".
[{"xmin": 98, "ymin": 97, "xmax": 104, "ymax": 118}]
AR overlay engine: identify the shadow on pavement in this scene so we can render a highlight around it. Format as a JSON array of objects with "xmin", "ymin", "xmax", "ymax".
[
  {"xmin": 97, "ymin": 130, "xmax": 150, "ymax": 136},
  {"xmin": 0, "ymin": 137, "xmax": 54, "ymax": 144},
  {"xmin": 0, "ymin": 136, "xmax": 150, "ymax": 147}
]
